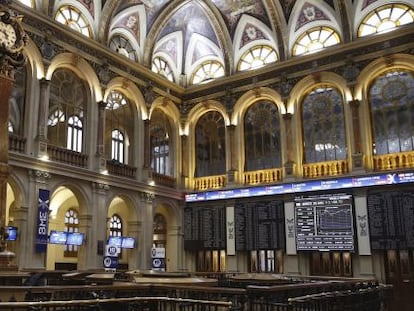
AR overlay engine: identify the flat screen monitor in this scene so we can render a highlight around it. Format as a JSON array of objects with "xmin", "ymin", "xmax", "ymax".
[
  {"xmin": 49, "ymin": 231, "xmax": 68, "ymax": 245},
  {"xmin": 107, "ymin": 236, "xmax": 123, "ymax": 247},
  {"xmin": 121, "ymin": 237, "xmax": 136, "ymax": 249},
  {"xmin": 294, "ymin": 193, "xmax": 355, "ymax": 251},
  {"xmin": 5, "ymin": 226, "xmax": 18, "ymax": 241},
  {"xmin": 66, "ymin": 232, "xmax": 84, "ymax": 246}
]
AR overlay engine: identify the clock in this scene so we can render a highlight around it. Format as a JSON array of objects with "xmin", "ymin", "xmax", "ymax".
[{"xmin": 0, "ymin": 11, "xmax": 26, "ymax": 54}]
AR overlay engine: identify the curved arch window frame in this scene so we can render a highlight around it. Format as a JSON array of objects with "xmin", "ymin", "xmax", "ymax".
[
  {"xmin": 152, "ymin": 56, "xmax": 175, "ymax": 82},
  {"xmin": 55, "ymin": 5, "xmax": 92, "ymax": 37},
  {"xmin": 358, "ymin": 4, "xmax": 414, "ymax": 37},
  {"xmin": 109, "ymin": 35, "xmax": 138, "ymax": 62},
  {"xmin": 292, "ymin": 26, "xmax": 341, "ymax": 56},
  {"xmin": 238, "ymin": 45, "xmax": 278, "ymax": 72},
  {"xmin": 190, "ymin": 60, "xmax": 225, "ymax": 85}
]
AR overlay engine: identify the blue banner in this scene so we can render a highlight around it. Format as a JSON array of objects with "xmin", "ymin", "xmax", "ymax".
[{"xmin": 35, "ymin": 189, "xmax": 50, "ymax": 253}]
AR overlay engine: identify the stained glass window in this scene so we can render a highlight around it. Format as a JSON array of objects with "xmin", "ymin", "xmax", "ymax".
[
  {"xmin": 238, "ymin": 45, "xmax": 278, "ymax": 71},
  {"xmin": 244, "ymin": 101, "xmax": 281, "ymax": 170},
  {"xmin": 55, "ymin": 6, "xmax": 91, "ymax": 37},
  {"xmin": 191, "ymin": 61, "xmax": 225, "ymax": 85},
  {"xmin": 358, "ymin": 4, "xmax": 414, "ymax": 37},
  {"xmin": 293, "ymin": 27, "xmax": 340, "ymax": 56},
  {"xmin": 195, "ymin": 111, "xmax": 226, "ymax": 176},
  {"xmin": 302, "ymin": 86, "xmax": 347, "ymax": 163},
  {"xmin": 369, "ymin": 70, "xmax": 414, "ymax": 154}
]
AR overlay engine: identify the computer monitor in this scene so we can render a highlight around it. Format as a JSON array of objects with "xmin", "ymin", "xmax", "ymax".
[
  {"xmin": 121, "ymin": 237, "xmax": 136, "ymax": 249},
  {"xmin": 5, "ymin": 226, "xmax": 18, "ymax": 241},
  {"xmin": 66, "ymin": 232, "xmax": 84, "ymax": 246},
  {"xmin": 49, "ymin": 231, "xmax": 68, "ymax": 245}
]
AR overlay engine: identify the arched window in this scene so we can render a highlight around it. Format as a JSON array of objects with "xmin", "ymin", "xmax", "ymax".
[
  {"xmin": 111, "ymin": 129, "xmax": 125, "ymax": 163},
  {"xmin": 8, "ymin": 121, "xmax": 14, "ymax": 133},
  {"xmin": 49, "ymin": 69, "xmax": 87, "ymax": 151},
  {"xmin": 293, "ymin": 27, "xmax": 340, "ymax": 56},
  {"xmin": 55, "ymin": 6, "xmax": 92, "ymax": 37},
  {"xmin": 48, "ymin": 109, "xmax": 65, "ymax": 127},
  {"xmin": 152, "ymin": 56, "xmax": 174, "ymax": 82},
  {"xmin": 369, "ymin": 70, "xmax": 414, "ymax": 155},
  {"xmin": 358, "ymin": 4, "xmax": 414, "ymax": 37},
  {"xmin": 64, "ymin": 209, "xmax": 79, "ymax": 257},
  {"xmin": 109, "ymin": 214, "xmax": 122, "ymax": 237},
  {"xmin": 244, "ymin": 101, "xmax": 281, "ymax": 171},
  {"xmin": 109, "ymin": 35, "xmax": 137, "ymax": 61},
  {"xmin": 238, "ymin": 45, "xmax": 278, "ymax": 71},
  {"xmin": 302, "ymin": 86, "xmax": 347, "ymax": 163},
  {"xmin": 153, "ymin": 213, "xmax": 167, "ymax": 248},
  {"xmin": 105, "ymin": 90, "xmax": 131, "ymax": 164},
  {"xmin": 67, "ymin": 115, "xmax": 83, "ymax": 152},
  {"xmin": 150, "ymin": 121, "xmax": 171, "ymax": 176},
  {"xmin": 191, "ymin": 61, "xmax": 225, "ymax": 85},
  {"xmin": 195, "ymin": 111, "xmax": 226, "ymax": 177}
]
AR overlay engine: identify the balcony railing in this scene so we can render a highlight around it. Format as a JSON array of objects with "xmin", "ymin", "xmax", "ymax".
[
  {"xmin": 302, "ymin": 160, "xmax": 349, "ymax": 178},
  {"xmin": 243, "ymin": 168, "xmax": 283, "ymax": 185},
  {"xmin": 47, "ymin": 145, "xmax": 88, "ymax": 168},
  {"xmin": 194, "ymin": 175, "xmax": 226, "ymax": 191},
  {"xmin": 9, "ymin": 134, "xmax": 26, "ymax": 153},
  {"xmin": 373, "ymin": 151, "xmax": 414, "ymax": 171},
  {"xmin": 106, "ymin": 160, "xmax": 137, "ymax": 179},
  {"xmin": 152, "ymin": 172, "xmax": 176, "ymax": 188}
]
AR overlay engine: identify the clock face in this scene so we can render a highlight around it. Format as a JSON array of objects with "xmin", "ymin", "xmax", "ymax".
[{"xmin": 0, "ymin": 21, "xmax": 17, "ymax": 50}]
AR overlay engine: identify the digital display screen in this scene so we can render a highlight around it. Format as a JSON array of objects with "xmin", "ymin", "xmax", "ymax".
[
  {"xmin": 107, "ymin": 236, "xmax": 123, "ymax": 248},
  {"xmin": 66, "ymin": 232, "xmax": 84, "ymax": 246},
  {"xmin": 5, "ymin": 226, "xmax": 18, "ymax": 241},
  {"xmin": 121, "ymin": 237, "xmax": 136, "ymax": 249},
  {"xmin": 295, "ymin": 193, "xmax": 354, "ymax": 251},
  {"xmin": 49, "ymin": 231, "xmax": 68, "ymax": 245},
  {"xmin": 185, "ymin": 171, "xmax": 414, "ymax": 202},
  {"xmin": 108, "ymin": 236, "xmax": 136, "ymax": 249}
]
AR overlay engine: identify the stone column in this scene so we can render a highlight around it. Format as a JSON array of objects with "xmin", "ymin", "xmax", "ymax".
[
  {"xmin": 35, "ymin": 78, "xmax": 51, "ymax": 157},
  {"xmin": 166, "ymin": 224, "xmax": 183, "ymax": 271},
  {"xmin": 80, "ymin": 182, "xmax": 110, "ymax": 270},
  {"xmin": 180, "ymin": 134, "xmax": 188, "ymax": 188},
  {"xmin": 95, "ymin": 101, "xmax": 107, "ymax": 172},
  {"xmin": 226, "ymin": 124, "xmax": 237, "ymax": 184},
  {"xmin": 140, "ymin": 192, "xmax": 154, "ymax": 270},
  {"xmin": 283, "ymin": 113, "xmax": 294, "ymax": 177},
  {"xmin": 350, "ymin": 100, "xmax": 364, "ymax": 170},
  {"xmin": 20, "ymin": 170, "xmax": 51, "ymax": 270},
  {"xmin": 142, "ymin": 119, "xmax": 152, "ymax": 182},
  {"xmin": 126, "ymin": 220, "xmax": 141, "ymax": 270}
]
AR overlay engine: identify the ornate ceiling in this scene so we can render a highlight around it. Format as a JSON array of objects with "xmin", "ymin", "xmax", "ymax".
[{"xmin": 15, "ymin": 0, "xmax": 414, "ymax": 85}]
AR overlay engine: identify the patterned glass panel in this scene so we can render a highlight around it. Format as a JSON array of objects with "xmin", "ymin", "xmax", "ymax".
[
  {"xmin": 302, "ymin": 86, "xmax": 347, "ymax": 163},
  {"xmin": 244, "ymin": 101, "xmax": 281, "ymax": 170},
  {"xmin": 369, "ymin": 71, "xmax": 414, "ymax": 154},
  {"xmin": 195, "ymin": 111, "xmax": 226, "ymax": 176}
]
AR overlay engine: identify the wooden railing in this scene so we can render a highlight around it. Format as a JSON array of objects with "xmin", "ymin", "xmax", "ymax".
[
  {"xmin": 243, "ymin": 168, "xmax": 283, "ymax": 185},
  {"xmin": 194, "ymin": 175, "xmax": 226, "ymax": 191},
  {"xmin": 47, "ymin": 145, "xmax": 88, "ymax": 167},
  {"xmin": 152, "ymin": 172, "xmax": 176, "ymax": 188},
  {"xmin": 373, "ymin": 151, "xmax": 414, "ymax": 171},
  {"xmin": 302, "ymin": 160, "xmax": 349, "ymax": 178},
  {"xmin": 8, "ymin": 134, "xmax": 26, "ymax": 153},
  {"xmin": 106, "ymin": 160, "xmax": 137, "ymax": 179}
]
